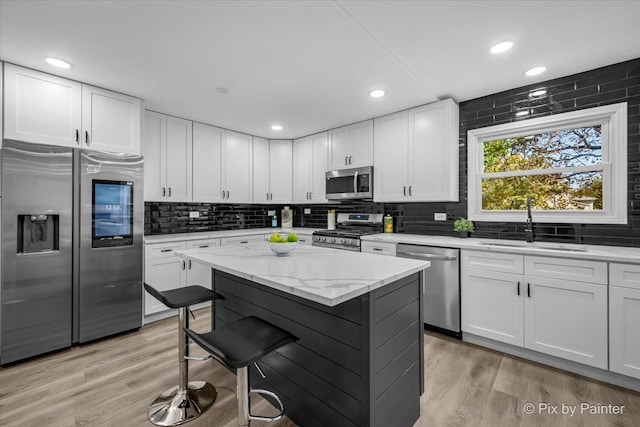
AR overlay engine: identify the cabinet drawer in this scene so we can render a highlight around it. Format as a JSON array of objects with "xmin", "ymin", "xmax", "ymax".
[
  {"xmin": 145, "ymin": 242, "xmax": 186, "ymax": 258},
  {"xmin": 610, "ymin": 263, "xmax": 640, "ymax": 290},
  {"xmin": 461, "ymin": 250, "xmax": 523, "ymax": 274},
  {"xmin": 361, "ymin": 241, "xmax": 396, "ymax": 256},
  {"xmin": 525, "ymin": 256, "xmax": 607, "ymax": 285},
  {"xmin": 221, "ymin": 235, "xmax": 263, "ymax": 246},
  {"xmin": 186, "ymin": 238, "xmax": 220, "ymax": 249}
]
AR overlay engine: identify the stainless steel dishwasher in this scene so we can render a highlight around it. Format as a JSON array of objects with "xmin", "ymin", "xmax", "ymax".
[{"xmin": 396, "ymin": 244, "xmax": 460, "ymax": 338}]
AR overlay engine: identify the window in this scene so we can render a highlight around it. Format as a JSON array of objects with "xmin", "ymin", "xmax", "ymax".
[{"xmin": 467, "ymin": 102, "xmax": 627, "ymax": 224}]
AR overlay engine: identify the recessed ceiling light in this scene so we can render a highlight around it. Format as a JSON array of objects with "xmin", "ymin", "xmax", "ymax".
[
  {"xmin": 369, "ymin": 89, "xmax": 386, "ymax": 98},
  {"xmin": 271, "ymin": 124, "xmax": 283, "ymax": 131},
  {"xmin": 525, "ymin": 66, "xmax": 546, "ymax": 77},
  {"xmin": 529, "ymin": 88, "xmax": 547, "ymax": 98},
  {"xmin": 515, "ymin": 110, "xmax": 530, "ymax": 117},
  {"xmin": 215, "ymin": 87, "xmax": 229, "ymax": 94},
  {"xmin": 490, "ymin": 41, "xmax": 514, "ymax": 54},
  {"xmin": 44, "ymin": 57, "xmax": 72, "ymax": 69}
]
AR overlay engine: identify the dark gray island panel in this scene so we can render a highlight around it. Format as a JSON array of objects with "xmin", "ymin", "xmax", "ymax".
[{"xmin": 213, "ymin": 270, "xmax": 423, "ymax": 427}]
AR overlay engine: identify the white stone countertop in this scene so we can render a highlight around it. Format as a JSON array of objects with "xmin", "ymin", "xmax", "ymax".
[
  {"xmin": 175, "ymin": 243, "xmax": 430, "ymax": 306},
  {"xmin": 144, "ymin": 227, "xmax": 318, "ymax": 244},
  {"xmin": 362, "ymin": 234, "xmax": 640, "ymax": 264}
]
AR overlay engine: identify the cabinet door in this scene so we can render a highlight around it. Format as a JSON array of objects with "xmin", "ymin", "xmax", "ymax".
[
  {"xmin": 224, "ymin": 131, "xmax": 253, "ymax": 203},
  {"xmin": 253, "ymin": 137, "xmax": 270, "ymax": 203},
  {"xmin": 310, "ymin": 132, "xmax": 328, "ymax": 202},
  {"xmin": 269, "ymin": 140, "xmax": 292, "ymax": 203},
  {"xmin": 609, "ymin": 286, "xmax": 640, "ymax": 379},
  {"xmin": 408, "ymin": 99, "xmax": 459, "ymax": 202},
  {"xmin": 361, "ymin": 241, "xmax": 397, "ymax": 256},
  {"xmin": 165, "ymin": 116, "xmax": 192, "ymax": 202},
  {"xmin": 349, "ymin": 120, "xmax": 374, "ymax": 168},
  {"xmin": 4, "ymin": 64, "xmax": 82, "ymax": 147},
  {"xmin": 220, "ymin": 235, "xmax": 264, "ymax": 246},
  {"xmin": 327, "ymin": 125, "xmax": 350, "ymax": 170},
  {"xmin": 373, "ymin": 111, "xmax": 408, "ymax": 202},
  {"xmin": 142, "ymin": 111, "xmax": 167, "ymax": 201},
  {"xmin": 524, "ymin": 277, "xmax": 607, "ymax": 369},
  {"xmin": 81, "ymin": 85, "xmax": 141, "ymax": 155},
  {"xmin": 144, "ymin": 257, "xmax": 185, "ymax": 315},
  {"xmin": 293, "ymin": 136, "xmax": 312, "ymax": 203},
  {"xmin": 461, "ymin": 268, "xmax": 524, "ymax": 346},
  {"xmin": 193, "ymin": 122, "xmax": 223, "ymax": 202}
]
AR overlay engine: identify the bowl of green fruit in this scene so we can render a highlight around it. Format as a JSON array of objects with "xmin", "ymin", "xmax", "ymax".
[{"xmin": 268, "ymin": 232, "xmax": 298, "ymax": 256}]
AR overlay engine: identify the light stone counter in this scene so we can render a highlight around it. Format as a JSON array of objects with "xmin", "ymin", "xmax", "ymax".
[
  {"xmin": 362, "ymin": 234, "xmax": 640, "ymax": 264},
  {"xmin": 144, "ymin": 227, "xmax": 318, "ymax": 244},
  {"xmin": 175, "ymin": 242, "xmax": 429, "ymax": 306}
]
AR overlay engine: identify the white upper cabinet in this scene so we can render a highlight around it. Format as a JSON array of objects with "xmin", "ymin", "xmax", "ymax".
[
  {"xmin": 193, "ymin": 122, "xmax": 224, "ymax": 203},
  {"xmin": 223, "ymin": 130, "xmax": 253, "ymax": 203},
  {"xmin": 142, "ymin": 111, "xmax": 192, "ymax": 202},
  {"xmin": 81, "ymin": 85, "xmax": 141, "ymax": 154},
  {"xmin": 374, "ymin": 99, "xmax": 459, "ymax": 202},
  {"xmin": 328, "ymin": 119, "xmax": 373, "ymax": 170},
  {"xmin": 293, "ymin": 132, "xmax": 328, "ymax": 203},
  {"xmin": 4, "ymin": 63, "xmax": 82, "ymax": 147},
  {"xmin": 253, "ymin": 138, "xmax": 293, "ymax": 204},
  {"xmin": 4, "ymin": 64, "xmax": 141, "ymax": 154}
]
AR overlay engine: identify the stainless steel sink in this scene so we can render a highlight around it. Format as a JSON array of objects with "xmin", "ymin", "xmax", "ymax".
[{"xmin": 480, "ymin": 242, "xmax": 587, "ymax": 252}]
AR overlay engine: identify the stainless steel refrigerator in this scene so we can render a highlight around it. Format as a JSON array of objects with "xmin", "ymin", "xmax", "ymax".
[{"xmin": 1, "ymin": 140, "xmax": 143, "ymax": 364}]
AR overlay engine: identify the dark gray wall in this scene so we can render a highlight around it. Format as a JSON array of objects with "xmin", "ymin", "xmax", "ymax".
[{"xmin": 145, "ymin": 58, "xmax": 640, "ymax": 247}]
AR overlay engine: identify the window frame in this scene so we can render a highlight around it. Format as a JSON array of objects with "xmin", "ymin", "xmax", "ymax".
[{"xmin": 467, "ymin": 102, "xmax": 627, "ymax": 224}]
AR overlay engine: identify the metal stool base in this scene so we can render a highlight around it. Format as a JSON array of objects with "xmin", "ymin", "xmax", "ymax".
[{"xmin": 148, "ymin": 381, "xmax": 217, "ymax": 426}]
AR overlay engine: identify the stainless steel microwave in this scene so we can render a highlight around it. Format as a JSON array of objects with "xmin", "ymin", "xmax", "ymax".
[{"xmin": 325, "ymin": 166, "xmax": 373, "ymax": 200}]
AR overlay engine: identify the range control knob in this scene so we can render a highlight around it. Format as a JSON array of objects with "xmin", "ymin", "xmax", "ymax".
[
  {"xmin": 330, "ymin": 238, "xmax": 336, "ymax": 243},
  {"xmin": 321, "ymin": 237, "xmax": 327, "ymax": 242},
  {"xmin": 345, "ymin": 239, "xmax": 352, "ymax": 246},
  {"xmin": 341, "ymin": 239, "xmax": 346, "ymax": 244}
]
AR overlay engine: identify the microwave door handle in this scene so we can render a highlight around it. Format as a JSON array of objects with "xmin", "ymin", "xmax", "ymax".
[{"xmin": 353, "ymin": 171, "xmax": 359, "ymax": 194}]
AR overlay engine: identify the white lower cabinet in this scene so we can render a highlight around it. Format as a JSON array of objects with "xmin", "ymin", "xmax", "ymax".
[
  {"xmin": 461, "ymin": 268, "xmax": 524, "ymax": 346},
  {"xmin": 144, "ymin": 242, "xmax": 186, "ymax": 315},
  {"xmin": 185, "ymin": 239, "xmax": 221, "ymax": 289},
  {"xmin": 461, "ymin": 250, "xmax": 608, "ymax": 369},
  {"xmin": 524, "ymin": 276, "xmax": 607, "ymax": 369},
  {"xmin": 609, "ymin": 263, "xmax": 640, "ymax": 379},
  {"xmin": 220, "ymin": 235, "xmax": 264, "ymax": 246}
]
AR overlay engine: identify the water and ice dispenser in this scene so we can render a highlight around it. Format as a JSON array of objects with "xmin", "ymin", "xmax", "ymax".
[{"xmin": 17, "ymin": 214, "xmax": 60, "ymax": 253}]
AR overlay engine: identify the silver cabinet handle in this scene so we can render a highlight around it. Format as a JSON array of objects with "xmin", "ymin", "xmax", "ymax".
[
  {"xmin": 75, "ymin": 129, "xmax": 79, "ymax": 144},
  {"xmin": 299, "ymin": 239, "xmax": 306, "ymax": 242},
  {"xmin": 85, "ymin": 131, "xmax": 89, "ymax": 145},
  {"xmin": 353, "ymin": 170, "xmax": 359, "ymax": 194},
  {"xmin": 182, "ymin": 260, "xmax": 186, "ymax": 270},
  {"xmin": 168, "ymin": 187, "xmax": 172, "ymax": 197},
  {"xmin": 199, "ymin": 244, "xmax": 209, "ymax": 248},
  {"xmin": 226, "ymin": 190, "xmax": 230, "ymax": 199},
  {"xmin": 309, "ymin": 191, "xmax": 312, "ymax": 199},
  {"xmin": 409, "ymin": 185, "xmax": 412, "ymax": 196},
  {"xmin": 222, "ymin": 190, "xmax": 225, "ymax": 199},
  {"xmin": 188, "ymin": 260, "xmax": 192, "ymax": 269},
  {"xmin": 403, "ymin": 186, "xmax": 406, "ymax": 196},
  {"xmin": 160, "ymin": 248, "xmax": 172, "ymax": 253},
  {"xmin": 162, "ymin": 187, "xmax": 166, "ymax": 197},
  {"xmin": 266, "ymin": 192, "xmax": 269, "ymax": 200},
  {"xmin": 239, "ymin": 240, "xmax": 248, "ymax": 244},
  {"xmin": 373, "ymin": 247, "xmax": 383, "ymax": 251},
  {"xmin": 348, "ymin": 155, "xmax": 352, "ymax": 164},
  {"xmin": 345, "ymin": 156, "xmax": 348, "ymax": 165}
]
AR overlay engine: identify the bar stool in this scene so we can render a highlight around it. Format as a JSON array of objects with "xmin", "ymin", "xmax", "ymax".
[
  {"xmin": 144, "ymin": 283, "xmax": 224, "ymax": 426},
  {"xmin": 185, "ymin": 316, "xmax": 298, "ymax": 427}
]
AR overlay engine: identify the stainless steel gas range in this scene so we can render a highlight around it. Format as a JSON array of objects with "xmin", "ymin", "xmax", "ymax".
[{"xmin": 312, "ymin": 213, "xmax": 383, "ymax": 251}]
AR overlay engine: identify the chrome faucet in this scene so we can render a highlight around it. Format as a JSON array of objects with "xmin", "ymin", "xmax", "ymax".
[{"xmin": 525, "ymin": 197, "xmax": 535, "ymax": 243}]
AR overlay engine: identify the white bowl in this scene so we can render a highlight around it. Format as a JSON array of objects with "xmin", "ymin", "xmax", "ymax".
[{"xmin": 268, "ymin": 241, "xmax": 297, "ymax": 256}]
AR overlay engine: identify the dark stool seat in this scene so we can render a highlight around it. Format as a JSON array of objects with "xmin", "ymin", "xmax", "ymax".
[
  {"xmin": 186, "ymin": 316, "xmax": 298, "ymax": 427},
  {"xmin": 144, "ymin": 284, "xmax": 222, "ymax": 309},
  {"xmin": 143, "ymin": 282, "xmax": 223, "ymax": 426}
]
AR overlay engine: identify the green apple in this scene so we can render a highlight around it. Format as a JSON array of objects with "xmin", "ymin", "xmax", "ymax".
[
  {"xmin": 287, "ymin": 233, "xmax": 299, "ymax": 242},
  {"xmin": 269, "ymin": 232, "xmax": 284, "ymax": 243}
]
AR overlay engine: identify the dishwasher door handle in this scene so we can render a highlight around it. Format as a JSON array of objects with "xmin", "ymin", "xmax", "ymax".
[{"xmin": 397, "ymin": 251, "xmax": 458, "ymax": 261}]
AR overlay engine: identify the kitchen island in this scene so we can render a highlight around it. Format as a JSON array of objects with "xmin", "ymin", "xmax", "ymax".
[{"xmin": 176, "ymin": 243, "xmax": 429, "ymax": 427}]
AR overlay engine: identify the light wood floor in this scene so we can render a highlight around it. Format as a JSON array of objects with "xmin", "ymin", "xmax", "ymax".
[{"xmin": 0, "ymin": 309, "xmax": 638, "ymax": 427}]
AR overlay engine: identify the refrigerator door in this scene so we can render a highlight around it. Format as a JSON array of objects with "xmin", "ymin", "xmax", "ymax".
[
  {"xmin": 78, "ymin": 150, "xmax": 143, "ymax": 343},
  {"xmin": 1, "ymin": 140, "xmax": 73, "ymax": 364}
]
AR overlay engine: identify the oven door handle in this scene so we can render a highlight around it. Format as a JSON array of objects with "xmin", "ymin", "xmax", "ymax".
[{"xmin": 353, "ymin": 170, "xmax": 359, "ymax": 194}]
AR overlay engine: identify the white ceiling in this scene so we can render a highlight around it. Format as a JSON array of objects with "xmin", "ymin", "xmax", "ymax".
[{"xmin": 1, "ymin": 0, "xmax": 639, "ymax": 139}]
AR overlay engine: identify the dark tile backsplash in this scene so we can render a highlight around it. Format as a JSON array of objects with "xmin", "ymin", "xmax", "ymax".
[{"xmin": 145, "ymin": 58, "xmax": 640, "ymax": 247}]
